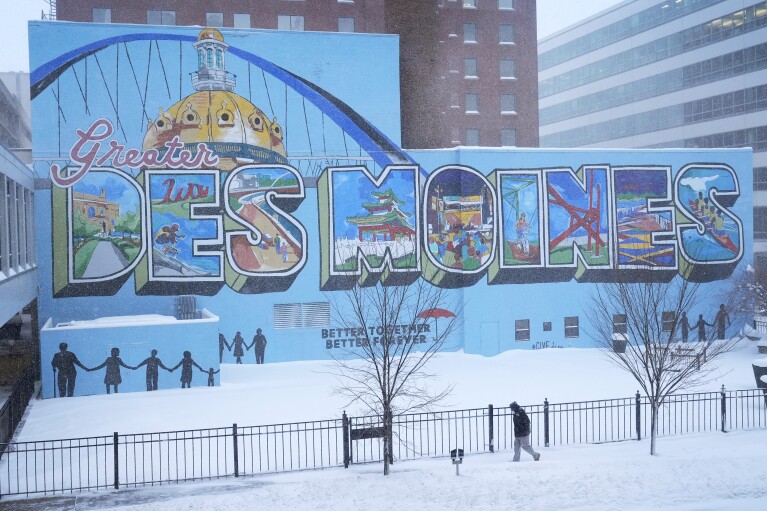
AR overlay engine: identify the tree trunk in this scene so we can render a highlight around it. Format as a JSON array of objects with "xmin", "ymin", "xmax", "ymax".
[
  {"xmin": 383, "ymin": 406, "xmax": 392, "ymax": 475},
  {"xmin": 650, "ymin": 401, "xmax": 658, "ymax": 455}
]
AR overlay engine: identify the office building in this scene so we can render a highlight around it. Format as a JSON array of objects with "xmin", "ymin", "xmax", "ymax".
[{"xmin": 538, "ymin": 0, "xmax": 767, "ymax": 283}]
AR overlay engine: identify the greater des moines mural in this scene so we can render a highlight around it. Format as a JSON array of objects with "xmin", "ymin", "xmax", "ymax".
[{"xmin": 30, "ymin": 22, "xmax": 753, "ymax": 396}]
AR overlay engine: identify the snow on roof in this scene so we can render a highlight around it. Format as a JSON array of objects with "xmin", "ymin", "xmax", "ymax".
[{"xmin": 753, "ymin": 357, "xmax": 767, "ymax": 368}]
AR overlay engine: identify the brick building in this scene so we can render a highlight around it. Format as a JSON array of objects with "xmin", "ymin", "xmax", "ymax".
[{"xmin": 54, "ymin": 0, "xmax": 539, "ymax": 149}]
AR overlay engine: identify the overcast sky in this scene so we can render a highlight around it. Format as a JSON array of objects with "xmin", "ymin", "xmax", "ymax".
[{"xmin": 1, "ymin": 0, "xmax": 625, "ymax": 73}]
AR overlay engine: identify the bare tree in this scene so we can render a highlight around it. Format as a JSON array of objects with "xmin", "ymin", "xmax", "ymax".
[
  {"xmin": 329, "ymin": 280, "xmax": 460, "ymax": 475},
  {"xmin": 586, "ymin": 275, "xmax": 742, "ymax": 455}
]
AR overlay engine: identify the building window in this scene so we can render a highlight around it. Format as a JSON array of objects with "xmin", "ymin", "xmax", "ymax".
[
  {"xmin": 147, "ymin": 10, "xmax": 176, "ymax": 25},
  {"xmin": 464, "ymin": 23, "xmax": 477, "ymax": 43},
  {"xmin": 501, "ymin": 94, "xmax": 516, "ymax": 113},
  {"xmin": 662, "ymin": 311, "xmax": 676, "ymax": 332},
  {"xmin": 274, "ymin": 302, "xmax": 330, "ymax": 329},
  {"xmin": 92, "ymin": 8, "xmax": 111, "ymax": 23},
  {"xmin": 499, "ymin": 0, "xmax": 515, "ymax": 9},
  {"xmin": 565, "ymin": 316, "xmax": 579, "ymax": 338},
  {"xmin": 464, "ymin": 58, "xmax": 478, "ymax": 78},
  {"xmin": 451, "ymin": 127, "xmax": 460, "ymax": 144},
  {"xmin": 613, "ymin": 314, "xmax": 627, "ymax": 335},
  {"xmin": 755, "ymin": 167, "xmax": 767, "ymax": 191},
  {"xmin": 450, "ymin": 92, "xmax": 459, "ymax": 108},
  {"xmin": 278, "ymin": 15, "xmax": 305, "ymax": 31},
  {"xmin": 464, "ymin": 0, "xmax": 477, "ymax": 8},
  {"xmin": 500, "ymin": 24, "xmax": 514, "ymax": 44},
  {"xmin": 206, "ymin": 12, "xmax": 224, "ymax": 27},
  {"xmin": 466, "ymin": 128, "xmax": 480, "ymax": 146},
  {"xmin": 515, "ymin": 319, "xmax": 530, "ymax": 341},
  {"xmin": 755, "ymin": 206, "xmax": 767, "ymax": 240},
  {"xmin": 465, "ymin": 93, "xmax": 479, "ymax": 113},
  {"xmin": 207, "ymin": 48, "xmax": 213, "ymax": 67},
  {"xmin": 500, "ymin": 59, "xmax": 516, "ymax": 79},
  {"xmin": 501, "ymin": 128, "xmax": 517, "ymax": 147},
  {"xmin": 233, "ymin": 13, "xmax": 251, "ymax": 28},
  {"xmin": 543, "ymin": 321, "xmax": 552, "ymax": 332},
  {"xmin": 338, "ymin": 17, "xmax": 355, "ymax": 32}
]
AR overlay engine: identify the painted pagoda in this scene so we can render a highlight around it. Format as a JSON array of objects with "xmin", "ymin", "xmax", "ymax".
[{"xmin": 347, "ymin": 189, "xmax": 416, "ymax": 241}]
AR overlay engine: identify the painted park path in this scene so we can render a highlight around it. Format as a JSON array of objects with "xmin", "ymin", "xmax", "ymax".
[{"xmin": 82, "ymin": 240, "xmax": 128, "ymax": 278}]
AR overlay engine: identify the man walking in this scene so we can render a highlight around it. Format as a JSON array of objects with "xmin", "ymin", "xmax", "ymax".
[{"xmin": 510, "ymin": 401, "xmax": 540, "ymax": 462}]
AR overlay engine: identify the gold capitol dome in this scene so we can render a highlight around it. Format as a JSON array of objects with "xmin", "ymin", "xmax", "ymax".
[{"xmin": 143, "ymin": 28, "xmax": 288, "ymax": 171}]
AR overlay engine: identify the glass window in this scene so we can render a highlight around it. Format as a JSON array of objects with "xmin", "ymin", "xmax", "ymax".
[
  {"xmin": 565, "ymin": 316, "xmax": 580, "ymax": 338},
  {"xmin": 501, "ymin": 94, "xmax": 516, "ymax": 113},
  {"xmin": 234, "ymin": 13, "xmax": 251, "ymax": 28},
  {"xmin": 278, "ymin": 15, "xmax": 305, "ymax": 31},
  {"xmin": 755, "ymin": 206, "xmax": 767, "ymax": 240},
  {"xmin": 500, "ymin": 59, "xmax": 516, "ymax": 78},
  {"xmin": 500, "ymin": 24, "xmax": 514, "ymax": 44},
  {"xmin": 613, "ymin": 314, "xmax": 627, "ymax": 335},
  {"xmin": 755, "ymin": 167, "xmax": 767, "ymax": 191},
  {"xmin": 338, "ymin": 17, "xmax": 355, "ymax": 32},
  {"xmin": 499, "ymin": 0, "xmax": 514, "ymax": 9},
  {"xmin": 206, "ymin": 12, "xmax": 224, "ymax": 27},
  {"xmin": 464, "ymin": 23, "xmax": 477, "ymax": 43},
  {"xmin": 501, "ymin": 128, "xmax": 517, "ymax": 147},
  {"xmin": 543, "ymin": 321, "xmax": 552, "ymax": 332},
  {"xmin": 466, "ymin": 128, "xmax": 480, "ymax": 146},
  {"xmin": 465, "ymin": 93, "xmax": 479, "ymax": 113},
  {"xmin": 450, "ymin": 92, "xmax": 459, "ymax": 107},
  {"xmin": 147, "ymin": 10, "xmax": 176, "ymax": 25},
  {"xmin": 464, "ymin": 58, "xmax": 478, "ymax": 78},
  {"xmin": 464, "ymin": 0, "xmax": 477, "ymax": 8},
  {"xmin": 451, "ymin": 127, "xmax": 460, "ymax": 143},
  {"xmin": 93, "ymin": 8, "xmax": 111, "ymax": 23},
  {"xmin": 515, "ymin": 319, "xmax": 530, "ymax": 341}
]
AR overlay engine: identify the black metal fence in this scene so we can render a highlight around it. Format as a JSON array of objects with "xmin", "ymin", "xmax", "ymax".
[
  {"xmin": 2, "ymin": 387, "xmax": 766, "ymax": 498},
  {"xmin": 0, "ymin": 364, "xmax": 36, "ymax": 458}
]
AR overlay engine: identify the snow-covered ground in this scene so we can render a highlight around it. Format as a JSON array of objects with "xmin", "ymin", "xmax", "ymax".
[
  {"xmin": 16, "ymin": 338, "xmax": 764, "ymax": 441},
  {"xmin": 6, "ymin": 337, "xmax": 767, "ymax": 509}
]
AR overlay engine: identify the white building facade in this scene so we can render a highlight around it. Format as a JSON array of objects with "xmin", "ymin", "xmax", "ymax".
[{"xmin": 538, "ymin": 0, "xmax": 767, "ymax": 281}]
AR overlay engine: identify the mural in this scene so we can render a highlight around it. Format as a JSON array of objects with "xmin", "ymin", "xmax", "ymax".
[{"xmin": 30, "ymin": 21, "xmax": 753, "ymax": 385}]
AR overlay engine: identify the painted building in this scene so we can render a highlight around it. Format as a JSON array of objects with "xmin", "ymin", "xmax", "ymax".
[
  {"xmin": 30, "ymin": 22, "xmax": 752, "ymax": 398},
  {"xmin": 538, "ymin": 0, "xmax": 767, "ymax": 287}
]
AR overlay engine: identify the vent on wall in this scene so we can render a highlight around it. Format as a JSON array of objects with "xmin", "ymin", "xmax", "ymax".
[{"xmin": 273, "ymin": 302, "xmax": 330, "ymax": 329}]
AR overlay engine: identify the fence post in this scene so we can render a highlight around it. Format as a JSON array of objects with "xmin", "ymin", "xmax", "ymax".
[
  {"xmin": 720, "ymin": 385, "xmax": 727, "ymax": 433},
  {"xmin": 635, "ymin": 391, "xmax": 641, "ymax": 441},
  {"xmin": 342, "ymin": 411, "xmax": 350, "ymax": 468},
  {"xmin": 232, "ymin": 423, "xmax": 239, "ymax": 477},
  {"xmin": 113, "ymin": 432, "xmax": 119, "ymax": 490},
  {"xmin": 488, "ymin": 404, "xmax": 494, "ymax": 453},
  {"xmin": 544, "ymin": 398, "xmax": 550, "ymax": 448}
]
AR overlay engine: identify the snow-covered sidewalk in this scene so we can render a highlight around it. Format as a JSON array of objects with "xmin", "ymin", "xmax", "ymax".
[{"xmin": 3, "ymin": 429, "xmax": 765, "ymax": 510}]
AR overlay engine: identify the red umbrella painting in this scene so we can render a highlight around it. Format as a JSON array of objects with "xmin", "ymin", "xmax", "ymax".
[{"xmin": 417, "ymin": 308, "xmax": 456, "ymax": 339}]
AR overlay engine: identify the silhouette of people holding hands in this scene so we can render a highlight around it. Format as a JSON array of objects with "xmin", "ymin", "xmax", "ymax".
[
  {"xmin": 203, "ymin": 367, "xmax": 219, "ymax": 386},
  {"xmin": 51, "ymin": 342, "xmax": 88, "ymax": 397},
  {"xmin": 218, "ymin": 333, "xmax": 231, "ymax": 364},
  {"xmin": 171, "ymin": 351, "xmax": 204, "ymax": 388},
  {"xmin": 89, "ymin": 347, "xmax": 136, "ymax": 394},
  {"xmin": 248, "ymin": 328, "xmax": 267, "ymax": 364},
  {"xmin": 135, "ymin": 349, "xmax": 171, "ymax": 391},
  {"xmin": 691, "ymin": 314, "xmax": 712, "ymax": 342},
  {"xmin": 231, "ymin": 331, "xmax": 246, "ymax": 364},
  {"xmin": 714, "ymin": 304, "xmax": 731, "ymax": 340},
  {"xmin": 680, "ymin": 311, "xmax": 690, "ymax": 343}
]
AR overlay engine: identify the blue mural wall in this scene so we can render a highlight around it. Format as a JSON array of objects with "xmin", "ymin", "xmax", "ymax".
[{"xmin": 30, "ymin": 22, "xmax": 754, "ymax": 396}]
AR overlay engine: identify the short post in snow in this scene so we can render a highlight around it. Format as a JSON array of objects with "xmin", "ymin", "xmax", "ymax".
[
  {"xmin": 543, "ymin": 398, "xmax": 550, "ymax": 448},
  {"xmin": 635, "ymin": 391, "xmax": 642, "ymax": 441},
  {"xmin": 488, "ymin": 404, "xmax": 494, "ymax": 453},
  {"xmin": 450, "ymin": 448, "xmax": 464, "ymax": 476},
  {"xmin": 232, "ymin": 423, "xmax": 239, "ymax": 477},
  {"xmin": 342, "ymin": 411, "xmax": 350, "ymax": 468},
  {"xmin": 720, "ymin": 385, "xmax": 727, "ymax": 433},
  {"xmin": 113, "ymin": 432, "xmax": 119, "ymax": 489}
]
